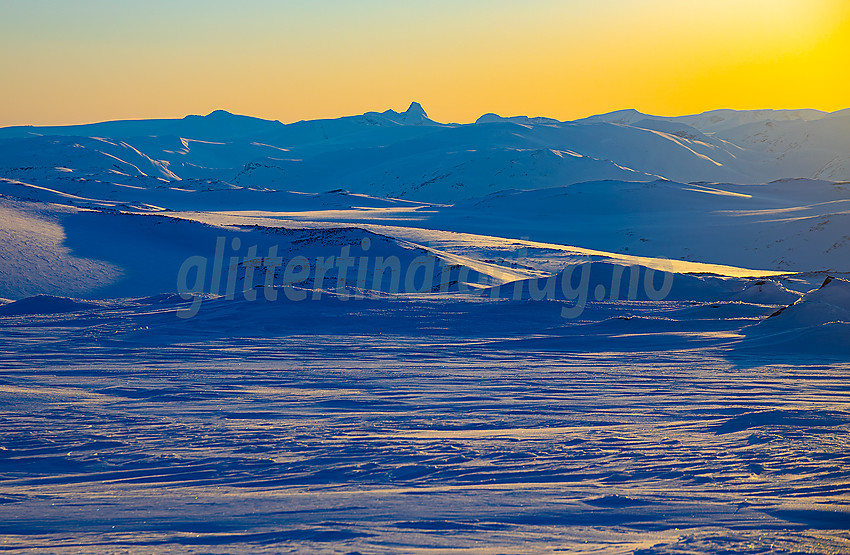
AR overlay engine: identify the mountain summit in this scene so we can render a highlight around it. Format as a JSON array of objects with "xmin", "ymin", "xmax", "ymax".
[
  {"xmin": 405, "ymin": 101, "xmax": 427, "ymax": 118},
  {"xmin": 366, "ymin": 101, "xmax": 436, "ymax": 126},
  {"xmin": 394, "ymin": 101, "xmax": 431, "ymax": 125}
]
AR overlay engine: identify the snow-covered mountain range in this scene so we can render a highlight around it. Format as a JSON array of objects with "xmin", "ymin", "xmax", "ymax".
[
  {"xmin": 2, "ymin": 102, "xmax": 849, "ymax": 277},
  {"xmin": 2, "ymin": 102, "xmax": 849, "ymax": 204},
  {"xmin": 1, "ymin": 102, "xmax": 849, "ymax": 328}
]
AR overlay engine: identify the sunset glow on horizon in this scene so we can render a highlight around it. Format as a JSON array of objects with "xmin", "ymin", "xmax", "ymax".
[{"xmin": 1, "ymin": 0, "xmax": 848, "ymax": 127}]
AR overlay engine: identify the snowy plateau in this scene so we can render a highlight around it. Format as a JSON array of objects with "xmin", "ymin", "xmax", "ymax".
[{"xmin": 0, "ymin": 102, "xmax": 849, "ymax": 553}]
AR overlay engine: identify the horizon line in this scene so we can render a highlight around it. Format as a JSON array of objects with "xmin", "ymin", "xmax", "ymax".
[{"xmin": 3, "ymin": 104, "xmax": 849, "ymax": 130}]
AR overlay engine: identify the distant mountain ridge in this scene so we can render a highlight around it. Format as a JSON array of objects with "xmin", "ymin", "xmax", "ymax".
[{"xmin": 1, "ymin": 103, "xmax": 849, "ymax": 204}]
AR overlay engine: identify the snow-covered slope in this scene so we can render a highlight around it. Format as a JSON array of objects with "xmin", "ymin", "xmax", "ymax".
[
  {"xmin": 0, "ymin": 196, "xmax": 528, "ymax": 300},
  {"xmin": 578, "ymin": 108, "xmax": 850, "ymax": 183},
  {"xmin": 0, "ymin": 199, "xmax": 122, "ymax": 299},
  {"xmin": 742, "ymin": 276, "xmax": 850, "ymax": 354},
  {"xmin": 759, "ymin": 276, "xmax": 850, "ymax": 329},
  {"xmin": 435, "ymin": 178, "xmax": 850, "ymax": 271}
]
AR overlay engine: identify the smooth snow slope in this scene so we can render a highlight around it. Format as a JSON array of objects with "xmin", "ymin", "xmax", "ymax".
[{"xmin": 436, "ymin": 178, "xmax": 850, "ymax": 271}]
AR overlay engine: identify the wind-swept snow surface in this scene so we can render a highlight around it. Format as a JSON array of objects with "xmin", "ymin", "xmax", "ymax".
[
  {"xmin": 0, "ymin": 105, "xmax": 848, "ymax": 553},
  {"xmin": 1, "ymin": 294, "xmax": 849, "ymax": 553}
]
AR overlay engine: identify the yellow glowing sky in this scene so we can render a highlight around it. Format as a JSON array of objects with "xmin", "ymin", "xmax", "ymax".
[{"xmin": 0, "ymin": 0, "xmax": 847, "ymax": 126}]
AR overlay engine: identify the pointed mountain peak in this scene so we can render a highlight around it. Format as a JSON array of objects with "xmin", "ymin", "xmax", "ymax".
[
  {"xmin": 365, "ymin": 102, "xmax": 439, "ymax": 126},
  {"xmin": 405, "ymin": 102, "xmax": 427, "ymax": 118}
]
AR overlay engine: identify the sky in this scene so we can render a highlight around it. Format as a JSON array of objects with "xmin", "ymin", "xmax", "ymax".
[{"xmin": 1, "ymin": 0, "xmax": 848, "ymax": 126}]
